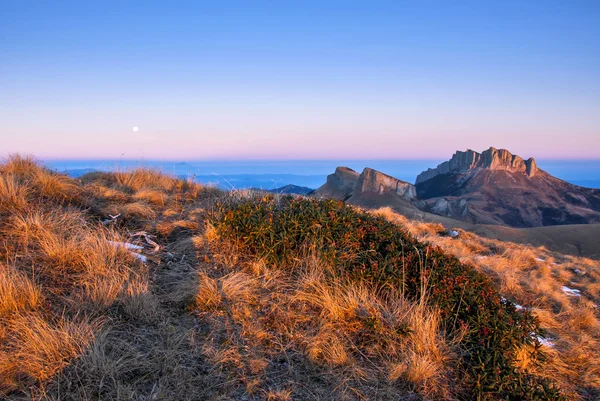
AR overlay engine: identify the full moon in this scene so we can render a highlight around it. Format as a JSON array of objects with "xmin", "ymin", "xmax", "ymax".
[{"xmin": 132, "ymin": 126, "xmax": 139, "ymax": 132}]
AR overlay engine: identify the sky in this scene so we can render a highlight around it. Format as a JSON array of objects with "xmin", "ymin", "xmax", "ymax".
[{"xmin": 1, "ymin": 1, "xmax": 599, "ymax": 160}]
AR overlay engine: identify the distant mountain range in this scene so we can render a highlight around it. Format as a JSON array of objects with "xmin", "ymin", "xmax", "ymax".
[
  {"xmin": 188, "ymin": 174, "xmax": 322, "ymax": 191},
  {"xmin": 266, "ymin": 184, "xmax": 313, "ymax": 195}
]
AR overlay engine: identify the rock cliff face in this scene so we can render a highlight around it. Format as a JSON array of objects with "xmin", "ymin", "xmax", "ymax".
[
  {"xmin": 416, "ymin": 147, "xmax": 538, "ymax": 184},
  {"xmin": 414, "ymin": 147, "xmax": 600, "ymax": 227},
  {"xmin": 312, "ymin": 167, "xmax": 416, "ymax": 202},
  {"xmin": 329, "ymin": 167, "xmax": 360, "ymax": 193},
  {"xmin": 358, "ymin": 168, "xmax": 417, "ymax": 199}
]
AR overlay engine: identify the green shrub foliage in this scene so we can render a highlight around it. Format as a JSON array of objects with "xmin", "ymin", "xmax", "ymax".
[{"xmin": 213, "ymin": 195, "xmax": 564, "ymax": 401}]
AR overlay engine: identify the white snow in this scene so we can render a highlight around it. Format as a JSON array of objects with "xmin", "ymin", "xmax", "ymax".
[
  {"xmin": 108, "ymin": 241, "xmax": 143, "ymax": 250},
  {"xmin": 108, "ymin": 241, "xmax": 147, "ymax": 263},
  {"xmin": 534, "ymin": 258, "xmax": 545, "ymax": 262},
  {"xmin": 574, "ymin": 269, "xmax": 584, "ymax": 275},
  {"xmin": 502, "ymin": 297, "xmax": 525, "ymax": 311},
  {"xmin": 131, "ymin": 253, "xmax": 147, "ymax": 263},
  {"xmin": 530, "ymin": 332, "xmax": 555, "ymax": 347},
  {"xmin": 449, "ymin": 230, "xmax": 460, "ymax": 238},
  {"xmin": 536, "ymin": 336, "xmax": 555, "ymax": 347},
  {"xmin": 561, "ymin": 286, "xmax": 581, "ymax": 297}
]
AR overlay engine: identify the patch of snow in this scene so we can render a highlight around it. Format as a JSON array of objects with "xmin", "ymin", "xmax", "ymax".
[
  {"xmin": 562, "ymin": 286, "xmax": 581, "ymax": 297},
  {"xmin": 449, "ymin": 230, "xmax": 459, "ymax": 238},
  {"xmin": 574, "ymin": 269, "xmax": 584, "ymax": 275},
  {"xmin": 131, "ymin": 253, "xmax": 147, "ymax": 263},
  {"xmin": 534, "ymin": 258, "xmax": 545, "ymax": 262},
  {"xmin": 108, "ymin": 241, "xmax": 147, "ymax": 263},
  {"xmin": 536, "ymin": 336, "xmax": 555, "ymax": 348},
  {"xmin": 501, "ymin": 297, "xmax": 525, "ymax": 311},
  {"xmin": 530, "ymin": 332, "xmax": 555, "ymax": 348},
  {"xmin": 108, "ymin": 241, "xmax": 143, "ymax": 250}
]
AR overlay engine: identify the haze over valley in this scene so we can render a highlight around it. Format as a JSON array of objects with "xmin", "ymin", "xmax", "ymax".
[{"xmin": 45, "ymin": 158, "xmax": 600, "ymax": 190}]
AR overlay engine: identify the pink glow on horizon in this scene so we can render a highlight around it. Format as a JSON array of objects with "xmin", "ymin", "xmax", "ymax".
[{"xmin": 3, "ymin": 106, "xmax": 599, "ymax": 161}]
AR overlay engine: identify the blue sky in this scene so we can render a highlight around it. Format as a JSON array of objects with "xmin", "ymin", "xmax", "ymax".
[{"xmin": 1, "ymin": 1, "xmax": 599, "ymax": 160}]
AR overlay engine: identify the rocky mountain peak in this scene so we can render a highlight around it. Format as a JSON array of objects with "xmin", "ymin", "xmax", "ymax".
[
  {"xmin": 313, "ymin": 166, "xmax": 416, "ymax": 201},
  {"xmin": 358, "ymin": 168, "xmax": 417, "ymax": 199},
  {"xmin": 416, "ymin": 147, "xmax": 539, "ymax": 184}
]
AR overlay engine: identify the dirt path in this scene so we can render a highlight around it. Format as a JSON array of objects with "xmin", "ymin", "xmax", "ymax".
[{"xmin": 37, "ymin": 226, "xmax": 212, "ymax": 401}]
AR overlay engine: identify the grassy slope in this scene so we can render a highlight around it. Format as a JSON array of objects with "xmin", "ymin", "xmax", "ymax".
[
  {"xmin": 0, "ymin": 156, "xmax": 596, "ymax": 400},
  {"xmin": 348, "ymin": 192, "xmax": 600, "ymax": 259},
  {"xmin": 375, "ymin": 208, "xmax": 600, "ymax": 400},
  {"xmin": 0, "ymin": 156, "xmax": 220, "ymax": 400}
]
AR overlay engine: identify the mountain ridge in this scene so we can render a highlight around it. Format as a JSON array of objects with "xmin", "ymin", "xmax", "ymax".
[
  {"xmin": 313, "ymin": 147, "xmax": 600, "ymax": 229},
  {"xmin": 416, "ymin": 147, "xmax": 539, "ymax": 184},
  {"xmin": 311, "ymin": 166, "xmax": 416, "ymax": 202}
]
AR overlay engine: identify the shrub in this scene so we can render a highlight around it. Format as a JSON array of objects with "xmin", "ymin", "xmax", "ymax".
[{"xmin": 213, "ymin": 195, "xmax": 564, "ymax": 400}]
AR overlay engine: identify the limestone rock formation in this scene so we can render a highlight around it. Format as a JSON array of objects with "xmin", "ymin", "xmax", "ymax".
[
  {"xmin": 311, "ymin": 167, "xmax": 360, "ymax": 200},
  {"xmin": 415, "ymin": 147, "xmax": 600, "ymax": 227},
  {"xmin": 312, "ymin": 167, "xmax": 416, "ymax": 202},
  {"xmin": 358, "ymin": 168, "xmax": 417, "ymax": 200},
  {"xmin": 416, "ymin": 147, "xmax": 538, "ymax": 184}
]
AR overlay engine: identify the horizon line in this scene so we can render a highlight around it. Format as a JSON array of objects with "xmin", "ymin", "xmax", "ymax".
[{"xmin": 38, "ymin": 156, "xmax": 600, "ymax": 162}]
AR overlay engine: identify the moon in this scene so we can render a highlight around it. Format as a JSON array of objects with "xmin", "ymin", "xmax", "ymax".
[{"xmin": 132, "ymin": 126, "xmax": 139, "ymax": 132}]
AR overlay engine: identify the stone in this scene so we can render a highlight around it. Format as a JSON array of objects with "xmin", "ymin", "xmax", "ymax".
[
  {"xmin": 357, "ymin": 168, "xmax": 416, "ymax": 201},
  {"xmin": 313, "ymin": 166, "xmax": 417, "ymax": 202},
  {"xmin": 416, "ymin": 147, "xmax": 538, "ymax": 184}
]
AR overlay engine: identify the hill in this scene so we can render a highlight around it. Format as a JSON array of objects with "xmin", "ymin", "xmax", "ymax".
[
  {"xmin": 2, "ymin": 155, "xmax": 600, "ymax": 400},
  {"xmin": 267, "ymin": 184, "xmax": 313, "ymax": 195}
]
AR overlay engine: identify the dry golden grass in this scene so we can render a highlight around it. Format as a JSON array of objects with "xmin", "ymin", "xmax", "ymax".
[
  {"xmin": 133, "ymin": 188, "xmax": 167, "ymax": 206},
  {"xmin": 196, "ymin": 272, "xmax": 222, "ymax": 310},
  {"xmin": 2, "ymin": 314, "xmax": 101, "ymax": 388},
  {"xmin": 0, "ymin": 154, "xmax": 39, "ymax": 176},
  {"xmin": 0, "ymin": 174, "xmax": 29, "ymax": 213},
  {"xmin": 198, "ymin": 232, "xmax": 458, "ymax": 400},
  {"xmin": 265, "ymin": 388, "xmax": 293, "ymax": 401},
  {"xmin": 114, "ymin": 168, "xmax": 177, "ymax": 192},
  {"xmin": 0, "ymin": 265, "xmax": 43, "ymax": 319},
  {"xmin": 32, "ymin": 168, "xmax": 81, "ymax": 201},
  {"xmin": 6, "ymin": 210, "xmax": 136, "ymax": 295},
  {"xmin": 1, "ymin": 155, "xmax": 81, "ymax": 203},
  {"xmin": 0, "ymin": 155, "xmax": 228, "ymax": 400},
  {"xmin": 156, "ymin": 219, "xmax": 201, "ymax": 237},
  {"xmin": 0, "ymin": 156, "xmax": 152, "ymax": 397},
  {"xmin": 85, "ymin": 182, "xmax": 130, "ymax": 202},
  {"xmin": 374, "ymin": 206, "xmax": 600, "ymax": 400},
  {"xmin": 107, "ymin": 200, "xmax": 157, "ymax": 220}
]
